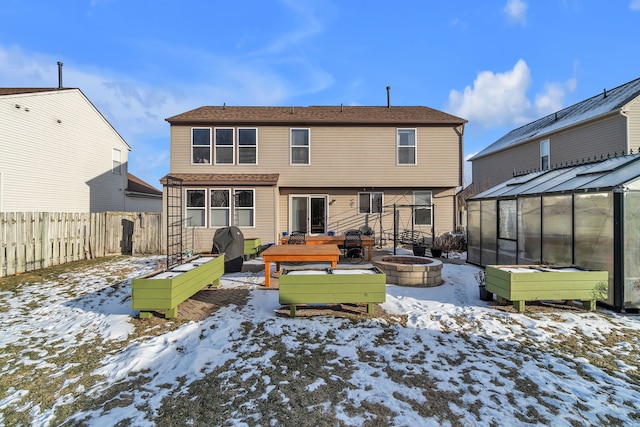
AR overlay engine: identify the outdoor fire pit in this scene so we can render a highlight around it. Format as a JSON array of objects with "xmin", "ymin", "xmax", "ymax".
[{"xmin": 372, "ymin": 255, "xmax": 442, "ymax": 287}]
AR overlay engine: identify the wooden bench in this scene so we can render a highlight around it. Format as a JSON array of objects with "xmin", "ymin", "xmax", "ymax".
[
  {"xmin": 278, "ymin": 266, "xmax": 386, "ymax": 317},
  {"xmin": 485, "ymin": 265, "xmax": 608, "ymax": 312},
  {"xmin": 131, "ymin": 255, "xmax": 224, "ymax": 319}
]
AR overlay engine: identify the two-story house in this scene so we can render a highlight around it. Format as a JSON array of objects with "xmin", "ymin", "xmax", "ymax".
[
  {"xmin": 0, "ymin": 87, "xmax": 151, "ymax": 212},
  {"xmin": 470, "ymin": 77, "xmax": 640, "ymax": 192},
  {"xmin": 164, "ymin": 105, "xmax": 466, "ymax": 251}
]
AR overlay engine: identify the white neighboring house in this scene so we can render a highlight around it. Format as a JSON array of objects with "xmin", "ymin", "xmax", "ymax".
[
  {"xmin": 0, "ymin": 87, "xmax": 143, "ymax": 212},
  {"xmin": 125, "ymin": 173, "xmax": 162, "ymax": 212}
]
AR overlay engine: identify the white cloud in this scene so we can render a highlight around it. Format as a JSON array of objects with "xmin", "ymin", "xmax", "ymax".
[
  {"xmin": 447, "ymin": 59, "xmax": 532, "ymax": 127},
  {"xmin": 631, "ymin": 0, "xmax": 640, "ymax": 10},
  {"xmin": 503, "ymin": 0, "xmax": 528, "ymax": 26},
  {"xmin": 447, "ymin": 60, "xmax": 576, "ymax": 128}
]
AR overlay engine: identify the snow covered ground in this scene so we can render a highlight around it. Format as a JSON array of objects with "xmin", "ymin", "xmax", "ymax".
[{"xmin": 1, "ymin": 250, "xmax": 639, "ymax": 426}]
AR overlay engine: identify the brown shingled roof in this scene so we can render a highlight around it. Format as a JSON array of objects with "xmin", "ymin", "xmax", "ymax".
[
  {"xmin": 166, "ymin": 106, "xmax": 466, "ymax": 126},
  {"xmin": 127, "ymin": 174, "xmax": 162, "ymax": 195},
  {"xmin": 160, "ymin": 173, "xmax": 279, "ymax": 186},
  {"xmin": 0, "ymin": 88, "xmax": 76, "ymax": 96}
]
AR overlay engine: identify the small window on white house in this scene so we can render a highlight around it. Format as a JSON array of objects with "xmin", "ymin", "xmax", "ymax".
[
  {"xmin": 358, "ymin": 192, "xmax": 383, "ymax": 214},
  {"xmin": 186, "ymin": 189, "xmax": 206, "ymax": 227},
  {"xmin": 540, "ymin": 139, "xmax": 550, "ymax": 171},
  {"xmin": 210, "ymin": 189, "xmax": 230, "ymax": 227},
  {"xmin": 234, "ymin": 189, "xmax": 255, "ymax": 227},
  {"xmin": 290, "ymin": 129, "xmax": 310, "ymax": 165},
  {"xmin": 112, "ymin": 148, "xmax": 122, "ymax": 174},
  {"xmin": 397, "ymin": 129, "xmax": 416, "ymax": 165},
  {"xmin": 215, "ymin": 128, "xmax": 234, "ymax": 164},
  {"xmin": 192, "ymin": 128, "xmax": 211, "ymax": 164},
  {"xmin": 238, "ymin": 128, "xmax": 257, "ymax": 164},
  {"xmin": 413, "ymin": 191, "xmax": 432, "ymax": 226}
]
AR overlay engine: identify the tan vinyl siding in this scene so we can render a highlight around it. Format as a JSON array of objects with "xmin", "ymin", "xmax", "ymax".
[
  {"xmin": 0, "ymin": 90, "xmax": 129, "ymax": 212},
  {"xmin": 551, "ymin": 115, "xmax": 627, "ymax": 163},
  {"xmin": 626, "ymin": 97, "xmax": 640, "ymax": 151},
  {"xmin": 472, "ymin": 113, "xmax": 628, "ymax": 190},
  {"xmin": 472, "ymin": 143, "xmax": 539, "ymax": 191},
  {"xmin": 277, "ymin": 187, "xmax": 457, "ymax": 239},
  {"xmin": 176, "ymin": 185, "xmax": 278, "ymax": 253},
  {"xmin": 170, "ymin": 124, "xmax": 461, "ymax": 188}
]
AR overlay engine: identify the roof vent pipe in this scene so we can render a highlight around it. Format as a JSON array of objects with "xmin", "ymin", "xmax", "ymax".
[
  {"xmin": 386, "ymin": 86, "xmax": 391, "ymax": 108},
  {"xmin": 57, "ymin": 61, "xmax": 63, "ymax": 89},
  {"xmin": 603, "ymin": 88, "xmax": 607, "ymax": 98},
  {"xmin": 340, "ymin": 103, "xmax": 343, "ymax": 112}
]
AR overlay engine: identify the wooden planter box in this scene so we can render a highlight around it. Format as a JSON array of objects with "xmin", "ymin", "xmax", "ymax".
[
  {"xmin": 279, "ymin": 266, "xmax": 386, "ymax": 317},
  {"xmin": 244, "ymin": 238, "xmax": 262, "ymax": 259},
  {"xmin": 485, "ymin": 265, "xmax": 608, "ymax": 312},
  {"xmin": 131, "ymin": 255, "xmax": 224, "ymax": 319}
]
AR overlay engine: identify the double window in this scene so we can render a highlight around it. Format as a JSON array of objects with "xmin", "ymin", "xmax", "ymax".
[
  {"xmin": 413, "ymin": 191, "xmax": 432, "ymax": 226},
  {"xmin": 358, "ymin": 192, "xmax": 383, "ymax": 214},
  {"xmin": 397, "ymin": 129, "xmax": 416, "ymax": 165},
  {"xmin": 290, "ymin": 129, "xmax": 310, "ymax": 165},
  {"xmin": 187, "ymin": 188, "xmax": 255, "ymax": 228},
  {"xmin": 191, "ymin": 128, "xmax": 257, "ymax": 165}
]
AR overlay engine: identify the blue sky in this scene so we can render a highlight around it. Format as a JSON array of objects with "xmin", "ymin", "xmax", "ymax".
[{"xmin": 1, "ymin": 0, "xmax": 640, "ymax": 188}]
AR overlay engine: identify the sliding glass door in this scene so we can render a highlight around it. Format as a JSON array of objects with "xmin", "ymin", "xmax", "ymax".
[{"xmin": 290, "ymin": 195, "xmax": 327, "ymax": 235}]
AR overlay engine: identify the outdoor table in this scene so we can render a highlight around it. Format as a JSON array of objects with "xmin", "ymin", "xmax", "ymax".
[
  {"xmin": 279, "ymin": 235, "xmax": 374, "ymax": 261},
  {"xmin": 261, "ymin": 244, "xmax": 341, "ymax": 287}
]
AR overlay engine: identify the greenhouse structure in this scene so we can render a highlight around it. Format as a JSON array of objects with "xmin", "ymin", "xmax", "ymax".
[{"xmin": 467, "ymin": 152, "xmax": 640, "ymax": 311}]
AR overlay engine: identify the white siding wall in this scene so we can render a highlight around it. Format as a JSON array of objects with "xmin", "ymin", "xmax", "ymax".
[
  {"xmin": 0, "ymin": 90, "xmax": 130, "ymax": 212},
  {"xmin": 626, "ymin": 97, "xmax": 640, "ymax": 150}
]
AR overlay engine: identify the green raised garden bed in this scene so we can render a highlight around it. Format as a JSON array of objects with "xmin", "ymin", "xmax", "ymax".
[
  {"xmin": 279, "ymin": 266, "xmax": 386, "ymax": 317},
  {"xmin": 131, "ymin": 255, "xmax": 224, "ymax": 319},
  {"xmin": 244, "ymin": 238, "xmax": 262, "ymax": 259},
  {"xmin": 485, "ymin": 265, "xmax": 608, "ymax": 312}
]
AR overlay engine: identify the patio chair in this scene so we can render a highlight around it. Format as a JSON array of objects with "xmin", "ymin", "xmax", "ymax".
[
  {"xmin": 287, "ymin": 232, "xmax": 306, "ymax": 245},
  {"xmin": 343, "ymin": 230, "xmax": 364, "ymax": 263}
]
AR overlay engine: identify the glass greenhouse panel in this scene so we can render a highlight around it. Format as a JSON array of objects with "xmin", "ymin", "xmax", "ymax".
[
  {"xmin": 624, "ymin": 191, "xmax": 640, "ymax": 309},
  {"xmin": 574, "ymin": 192, "xmax": 614, "ymax": 304},
  {"xmin": 518, "ymin": 197, "xmax": 541, "ymax": 264},
  {"xmin": 481, "ymin": 200, "xmax": 497, "ymax": 266},
  {"xmin": 467, "ymin": 201, "xmax": 481, "ymax": 264},
  {"xmin": 542, "ymin": 195, "xmax": 572, "ymax": 265}
]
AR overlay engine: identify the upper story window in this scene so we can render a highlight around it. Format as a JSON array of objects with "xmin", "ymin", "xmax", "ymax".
[
  {"xmin": 112, "ymin": 148, "xmax": 122, "ymax": 174},
  {"xmin": 540, "ymin": 139, "xmax": 550, "ymax": 171},
  {"xmin": 358, "ymin": 192, "xmax": 383, "ymax": 214},
  {"xmin": 210, "ymin": 189, "xmax": 230, "ymax": 227},
  {"xmin": 234, "ymin": 189, "xmax": 255, "ymax": 227},
  {"xmin": 397, "ymin": 129, "xmax": 416, "ymax": 165},
  {"xmin": 186, "ymin": 189, "xmax": 206, "ymax": 227},
  {"xmin": 238, "ymin": 128, "xmax": 257, "ymax": 164},
  {"xmin": 192, "ymin": 128, "xmax": 211, "ymax": 164},
  {"xmin": 290, "ymin": 129, "xmax": 310, "ymax": 165},
  {"xmin": 215, "ymin": 128, "xmax": 234, "ymax": 164},
  {"xmin": 413, "ymin": 191, "xmax": 432, "ymax": 226}
]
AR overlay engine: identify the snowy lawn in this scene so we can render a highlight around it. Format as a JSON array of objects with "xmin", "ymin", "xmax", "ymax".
[{"xmin": 1, "ymin": 252, "xmax": 639, "ymax": 426}]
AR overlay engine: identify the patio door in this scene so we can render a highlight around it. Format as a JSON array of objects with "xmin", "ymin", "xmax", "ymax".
[{"xmin": 290, "ymin": 195, "xmax": 327, "ymax": 235}]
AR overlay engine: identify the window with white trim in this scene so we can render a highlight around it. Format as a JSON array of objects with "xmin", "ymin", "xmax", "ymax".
[
  {"xmin": 192, "ymin": 128, "xmax": 211, "ymax": 164},
  {"xmin": 112, "ymin": 148, "xmax": 122, "ymax": 174},
  {"xmin": 234, "ymin": 189, "xmax": 255, "ymax": 227},
  {"xmin": 397, "ymin": 129, "xmax": 416, "ymax": 165},
  {"xmin": 238, "ymin": 128, "xmax": 257, "ymax": 164},
  {"xmin": 210, "ymin": 189, "xmax": 230, "ymax": 227},
  {"xmin": 215, "ymin": 128, "xmax": 234, "ymax": 164},
  {"xmin": 540, "ymin": 139, "xmax": 550, "ymax": 171},
  {"xmin": 186, "ymin": 189, "xmax": 206, "ymax": 227},
  {"xmin": 413, "ymin": 191, "xmax": 432, "ymax": 226},
  {"xmin": 358, "ymin": 192, "xmax": 383, "ymax": 214},
  {"xmin": 290, "ymin": 128, "xmax": 310, "ymax": 165}
]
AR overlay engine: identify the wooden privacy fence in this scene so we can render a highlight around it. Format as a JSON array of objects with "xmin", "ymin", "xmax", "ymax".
[{"xmin": 0, "ymin": 211, "xmax": 162, "ymax": 278}]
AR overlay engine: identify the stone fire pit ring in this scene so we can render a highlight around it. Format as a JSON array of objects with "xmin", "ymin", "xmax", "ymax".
[{"xmin": 372, "ymin": 255, "xmax": 443, "ymax": 287}]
